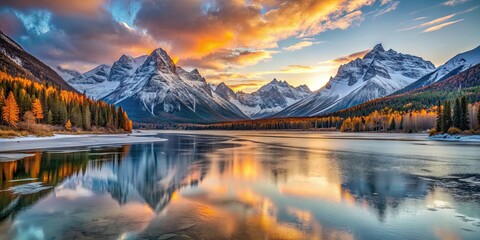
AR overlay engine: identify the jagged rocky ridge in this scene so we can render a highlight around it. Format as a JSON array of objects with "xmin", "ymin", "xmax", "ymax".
[{"xmin": 273, "ymin": 44, "xmax": 436, "ymax": 117}]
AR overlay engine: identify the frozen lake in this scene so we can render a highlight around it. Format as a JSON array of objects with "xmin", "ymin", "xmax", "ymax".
[{"xmin": 0, "ymin": 131, "xmax": 479, "ymax": 239}]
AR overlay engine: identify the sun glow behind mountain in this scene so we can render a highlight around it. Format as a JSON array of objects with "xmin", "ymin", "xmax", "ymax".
[{"xmin": 0, "ymin": 0, "xmax": 479, "ymax": 92}]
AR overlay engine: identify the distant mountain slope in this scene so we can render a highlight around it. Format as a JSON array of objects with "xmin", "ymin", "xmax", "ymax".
[
  {"xmin": 62, "ymin": 55, "xmax": 149, "ymax": 99},
  {"xmin": 102, "ymin": 48, "xmax": 247, "ymax": 123},
  {"xmin": 215, "ymin": 79, "xmax": 312, "ymax": 118},
  {"xmin": 333, "ymin": 63, "xmax": 480, "ymax": 118},
  {"xmin": 55, "ymin": 66, "xmax": 82, "ymax": 81},
  {"xmin": 0, "ymin": 30, "xmax": 77, "ymax": 92},
  {"xmin": 395, "ymin": 45, "xmax": 480, "ymax": 94},
  {"xmin": 273, "ymin": 44, "xmax": 435, "ymax": 118}
]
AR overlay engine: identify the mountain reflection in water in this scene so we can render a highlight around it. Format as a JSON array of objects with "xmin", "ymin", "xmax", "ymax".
[{"xmin": 1, "ymin": 132, "xmax": 479, "ymax": 239}]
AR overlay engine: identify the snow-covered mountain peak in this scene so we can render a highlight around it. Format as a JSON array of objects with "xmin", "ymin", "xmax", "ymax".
[
  {"xmin": 441, "ymin": 45, "xmax": 480, "ymax": 71},
  {"xmin": 83, "ymin": 64, "xmax": 111, "ymax": 83},
  {"xmin": 118, "ymin": 54, "xmax": 134, "ymax": 63},
  {"xmin": 363, "ymin": 44, "xmax": 385, "ymax": 59},
  {"xmin": 215, "ymin": 82, "xmax": 237, "ymax": 101},
  {"xmin": 274, "ymin": 44, "xmax": 435, "ymax": 118},
  {"xmin": 109, "ymin": 54, "xmax": 147, "ymax": 82},
  {"xmin": 188, "ymin": 68, "xmax": 205, "ymax": 82},
  {"xmin": 297, "ymin": 84, "xmax": 311, "ymax": 92},
  {"xmin": 145, "ymin": 48, "xmax": 176, "ymax": 73},
  {"xmin": 372, "ymin": 43, "xmax": 384, "ymax": 52}
]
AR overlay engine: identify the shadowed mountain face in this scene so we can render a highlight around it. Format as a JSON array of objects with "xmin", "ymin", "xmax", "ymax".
[
  {"xmin": 273, "ymin": 44, "xmax": 435, "ymax": 118},
  {"xmin": 0, "ymin": 31, "xmax": 77, "ymax": 92}
]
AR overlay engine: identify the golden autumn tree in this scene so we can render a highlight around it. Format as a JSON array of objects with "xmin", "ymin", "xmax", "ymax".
[
  {"xmin": 32, "ymin": 98, "xmax": 44, "ymax": 123},
  {"xmin": 2, "ymin": 91, "xmax": 20, "ymax": 127},
  {"xmin": 122, "ymin": 111, "xmax": 133, "ymax": 131},
  {"xmin": 65, "ymin": 119, "xmax": 72, "ymax": 131}
]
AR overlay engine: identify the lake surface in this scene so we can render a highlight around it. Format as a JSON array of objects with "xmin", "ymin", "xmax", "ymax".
[{"xmin": 1, "ymin": 131, "xmax": 479, "ymax": 239}]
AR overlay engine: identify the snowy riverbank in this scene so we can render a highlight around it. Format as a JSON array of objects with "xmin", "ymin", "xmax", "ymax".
[
  {"xmin": 429, "ymin": 133, "xmax": 480, "ymax": 142},
  {"xmin": 0, "ymin": 132, "xmax": 166, "ymax": 152}
]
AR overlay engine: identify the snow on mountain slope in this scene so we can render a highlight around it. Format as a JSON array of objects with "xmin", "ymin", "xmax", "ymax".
[
  {"xmin": 274, "ymin": 44, "xmax": 435, "ymax": 117},
  {"xmin": 66, "ymin": 55, "xmax": 149, "ymax": 99},
  {"xmin": 108, "ymin": 55, "xmax": 147, "ymax": 82},
  {"xmin": 55, "ymin": 66, "xmax": 82, "ymax": 81},
  {"xmin": 215, "ymin": 79, "xmax": 312, "ymax": 119},
  {"xmin": 397, "ymin": 45, "xmax": 480, "ymax": 93},
  {"xmin": 66, "ymin": 64, "xmax": 115, "ymax": 99},
  {"xmin": 102, "ymin": 48, "xmax": 247, "ymax": 123}
]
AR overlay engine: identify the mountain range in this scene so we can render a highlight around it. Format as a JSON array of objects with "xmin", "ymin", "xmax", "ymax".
[
  {"xmin": 64, "ymin": 49, "xmax": 312, "ymax": 122},
  {"xmin": 2, "ymin": 29, "xmax": 478, "ymax": 124},
  {"xmin": 40, "ymin": 43, "xmax": 480, "ymax": 123}
]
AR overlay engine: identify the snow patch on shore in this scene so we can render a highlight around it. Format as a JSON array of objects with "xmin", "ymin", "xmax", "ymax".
[
  {"xmin": 429, "ymin": 134, "xmax": 480, "ymax": 142},
  {"xmin": 0, "ymin": 133, "xmax": 167, "ymax": 152}
]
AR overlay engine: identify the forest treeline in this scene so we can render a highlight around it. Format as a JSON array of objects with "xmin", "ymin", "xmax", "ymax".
[
  {"xmin": 185, "ymin": 98, "xmax": 480, "ymax": 134},
  {"xmin": 0, "ymin": 71, "xmax": 132, "ymax": 137}
]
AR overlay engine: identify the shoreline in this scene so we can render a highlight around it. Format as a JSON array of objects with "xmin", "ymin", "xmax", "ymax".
[
  {"xmin": 1, "ymin": 130, "xmax": 478, "ymax": 154},
  {"xmin": 0, "ymin": 132, "xmax": 167, "ymax": 153}
]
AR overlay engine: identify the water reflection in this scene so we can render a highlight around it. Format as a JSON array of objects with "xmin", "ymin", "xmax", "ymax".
[{"xmin": 0, "ymin": 132, "xmax": 479, "ymax": 239}]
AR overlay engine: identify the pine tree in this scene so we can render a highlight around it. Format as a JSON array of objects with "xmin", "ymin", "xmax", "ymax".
[
  {"xmin": 442, "ymin": 100, "xmax": 452, "ymax": 132},
  {"xmin": 47, "ymin": 110, "xmax": 53, "ymax": 124},
  {"xmin": 32, "ymin": 98, "xmax": 44, "ymax": 123},
  {"xmin": 117, "ymin": 107, "xmax": 125, "ymax": 130},
  {"xmin": 82, "ymin": 104, "xmax": 91, "ymax": 130},
  {"xmin": 460, "ymin": 96, "xmax": 469, "ymax": 130},
  {"xmin": 70, "ymin": 105, "xmax": 82, "ymax": 127},
  {"xmin": 453, "ymin": 97, "xmax": 461, "ymax": 129},
  {"xmin": 2, "ymin": 91, "xmax": 20, "ymax": 127},
  {"xmin": 436, "ymin": 100, "xmax": 442, "ymax": 132}
]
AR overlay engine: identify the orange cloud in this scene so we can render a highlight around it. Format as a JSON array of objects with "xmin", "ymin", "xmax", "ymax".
[
  {"xmin": 332, "ymin": 49, "xmax": 371, "ymax": 63},
  {"xmin": 183, "ymin": 49, "xmax": 278, "ymax": 70},
  {"xmin": 136, "ymin": 0, "xmax": 376, "ymax": 70},
  {"xmin": 423, "ymin": 19, "xmax": 464, "ymax": 32},
  {"xmin": 283, "ymin": 41, "xmax": 323, "ymax": 51}
]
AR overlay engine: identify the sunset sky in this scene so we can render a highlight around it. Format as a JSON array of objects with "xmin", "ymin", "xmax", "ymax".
[{"xmin": 1, "ymin": 0, "xmax": 479, "ymax": 92}]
